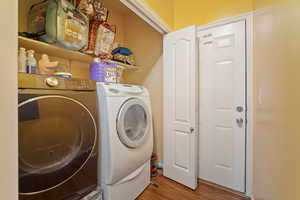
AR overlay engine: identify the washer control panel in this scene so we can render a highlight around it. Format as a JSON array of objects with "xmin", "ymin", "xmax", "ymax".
[
  {"xmin": 97, "ymin": 82, "xmax": 148, "ymax": 97},
  {"xmin": 18, "ymin": 73, "xmax": 96, "ymax": 91}
]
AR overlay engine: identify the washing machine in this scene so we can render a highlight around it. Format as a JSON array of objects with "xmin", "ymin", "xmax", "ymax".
[
  {"xmin": 96, "ymin": 83, "xmax": 153, "ymax": 200},
  {"xmin": 18, "ymin": 73, "xmax": 100, "ymax": 200}
]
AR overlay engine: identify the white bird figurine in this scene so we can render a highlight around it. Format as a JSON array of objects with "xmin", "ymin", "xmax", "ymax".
[{"xmin": 38, "ymin": 54, "xmax": 59, "ymax": 75}]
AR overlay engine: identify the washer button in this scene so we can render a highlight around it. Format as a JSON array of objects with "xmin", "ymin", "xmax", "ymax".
[{"xmin": 45, "ymin": 77, "xmax": 59, "ymax": 87}]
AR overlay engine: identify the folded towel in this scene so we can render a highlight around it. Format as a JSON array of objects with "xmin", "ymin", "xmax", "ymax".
[{"xmin": 112, "ymin": 47, "xmax": 133, "ymax": 56}]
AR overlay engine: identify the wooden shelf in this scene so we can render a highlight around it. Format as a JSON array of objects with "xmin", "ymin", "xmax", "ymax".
[
  {"xmin": 18, "ymin": 36, "xmax": 93, "ymax": 63},
  {"xmin": 18, "ymin": 36, "xmax": 140, "ymax": 70},
  {"xmin": 104, "ymin": 59, "xmax": 139, "ymax": 70}
]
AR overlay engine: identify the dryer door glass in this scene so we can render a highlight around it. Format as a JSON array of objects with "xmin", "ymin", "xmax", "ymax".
[
  {"xmin": 117, "ymin": 98, "xmax": 150, "ymax": 148},
  {"xmin": 18, "ymin": 95, "xmax": 97, "ymax": 194}
]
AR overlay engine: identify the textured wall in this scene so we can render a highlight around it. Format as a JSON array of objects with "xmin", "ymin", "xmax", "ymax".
[
  {"xmin": 253, "ymin": 0, "xmax": 300, "ymax": 199},
  {"xmin": 0, "ymin": 0, "xmax": 18, "ymax": 200}
]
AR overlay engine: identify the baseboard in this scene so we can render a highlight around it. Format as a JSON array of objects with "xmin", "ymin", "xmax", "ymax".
[{"xmin": 198, "ymin": 179, "xmax": 251, "ymax": 199}]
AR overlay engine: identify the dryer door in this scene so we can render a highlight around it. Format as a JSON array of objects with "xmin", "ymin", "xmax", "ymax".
[
  {"xmin": 116, "ymin": 98, "xmax": 151, "ymax": 148},
  {"xmin": 18, "ymin": 95, "xmax": 97, "ymax": 195}
]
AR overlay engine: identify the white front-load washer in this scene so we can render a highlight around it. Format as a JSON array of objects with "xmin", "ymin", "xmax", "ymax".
[{"xmin": 96, "ymin": 83, "xmax": 153, "ymax": 200}]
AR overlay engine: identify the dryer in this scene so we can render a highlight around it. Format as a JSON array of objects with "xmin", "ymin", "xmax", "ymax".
[
  {"xmin": 96, "ymin": 83, "xmax": 153, "ymax": 200},
  {"xmin": 18, "ymin": 73, "xmax": 100, "ymax": 200}
]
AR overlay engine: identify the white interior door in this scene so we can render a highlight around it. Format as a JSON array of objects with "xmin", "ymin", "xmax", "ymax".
[
  {"xmin": 163, "ymin": 26, "xmax": 198, "ymax": 189},
  {"xmin": 198, "ymin": 21, "xmax": 246, "ymax": 192}
]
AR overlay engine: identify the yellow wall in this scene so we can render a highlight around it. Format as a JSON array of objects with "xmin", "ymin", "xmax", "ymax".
[
  {"xmin": 253, "ymin": 0, "xmax": 283, "ymax": 9},
  {"xmin": 143, "ymin": 0, "xmax": 174, "ymax": 28},
  {"xmin": 253, "ymin": 0, "xmax": 300, "ymax": 199},
  {"xmin": 144, "ymin": 0, "xmax": 254, "ymax": 30},
  {"xmin": 0, "ymin": 0, "xmax": 18, "ymax": 199},
  {"xmin": 173, "ymin": 0, "xmax": 253, "ymax": 29}
]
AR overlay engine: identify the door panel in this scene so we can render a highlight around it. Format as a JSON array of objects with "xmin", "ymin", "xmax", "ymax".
[
  {"xmin": 164, "ymin": 26, "xmax": 198, "ymax": 189},
  {"xmin": 174, "ymin": 39, "xmax": 191, "ymax": 123},
  {"xmin": 199, "ymin": 21, "xmax": 246, "ymax": 192},
  {"xmin": 174, "ymin": 131, "xmax": 189, "ymax": 170}
]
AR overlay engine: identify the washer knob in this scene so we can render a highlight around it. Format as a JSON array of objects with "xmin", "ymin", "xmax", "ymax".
[{"xmin": 45, "ymin": 77, "xmax": 59, "ymax": 87}]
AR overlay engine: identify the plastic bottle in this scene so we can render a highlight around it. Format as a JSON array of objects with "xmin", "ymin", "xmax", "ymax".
[
  {"xmin": 18, "ymin": 47, "xmax": 27, "ymax": 73},
  {"xmin": 26, "ymin": 50, "xmax": 37, "ymax": 74},
  {"xmin": 90, "ymin": 58, "xmax": 106, "ymax": 82}
]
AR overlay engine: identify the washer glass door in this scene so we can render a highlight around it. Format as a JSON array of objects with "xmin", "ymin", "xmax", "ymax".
[
  {"xmin": 117, "ymin": 98, "xmax": 150, "ymax": 148},
  {"xmin": 18, "ymin": 95, "xmax": 97, "ymax": 195}
]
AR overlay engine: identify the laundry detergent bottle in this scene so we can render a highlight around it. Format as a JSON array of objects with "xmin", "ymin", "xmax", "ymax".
[
  {"xmin": 26, "ymin": 50, "xmax": 37, "ymax": 74},
  {"xmin": 18, "ymin": 47, "xmax": 27, "ymax": 73},
  {"xmin": 90, "ymin": 57, "xmax": 105, "ymax": 82}
]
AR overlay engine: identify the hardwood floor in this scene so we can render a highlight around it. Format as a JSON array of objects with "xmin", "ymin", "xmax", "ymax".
[{"xmin": 138, "ymin": 174, "xmax": 250, "ymax": 200}]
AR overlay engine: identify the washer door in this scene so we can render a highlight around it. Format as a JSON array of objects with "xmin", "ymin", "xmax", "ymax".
[
  {"xmin": 18, "ymin": 95, "xmax": 97, "ymax": 195},
  {"xmin": 117, "ymin": 98, "xmax": 151, "ymax": 148}
]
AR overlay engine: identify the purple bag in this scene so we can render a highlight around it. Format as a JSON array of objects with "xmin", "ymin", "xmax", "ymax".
[
  {"xmin": 90, "ymin": 58, "xmax": 105, "ymax": 82},
  {"xmin": 90, "ymin": 58, "xmax": 119, "ymax": 82}
]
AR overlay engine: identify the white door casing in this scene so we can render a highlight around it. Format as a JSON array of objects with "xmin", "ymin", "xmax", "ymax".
[
  {"xmin": 163, "ymin": 25, "xmax": 198, "ymax": 189},
  {"xmin": 198, "ymin": 20, "xmax": 246, "ymax": 192}
]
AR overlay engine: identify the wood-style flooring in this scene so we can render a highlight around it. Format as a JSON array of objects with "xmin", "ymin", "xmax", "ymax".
[{"xmin": 138, "ymin": 173, "xmax": 250, "ymax": 200}]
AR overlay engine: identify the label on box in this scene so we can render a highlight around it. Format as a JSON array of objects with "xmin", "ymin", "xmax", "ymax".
[{"xmin": 105, "ymin": 68, "xmax": 118, "ymax": 83}]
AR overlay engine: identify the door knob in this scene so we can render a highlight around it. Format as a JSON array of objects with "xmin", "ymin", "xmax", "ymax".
[
  {"xmin": 190, "ymin": 127, "xmax": 194, "ymax": 133},
  {"xmin": 236, "ymin": 106, "xmax": 244, "ymax": 112},
  {"xmin": 236, "ymin": 118, "xmax": 244, "ymax": 127}
]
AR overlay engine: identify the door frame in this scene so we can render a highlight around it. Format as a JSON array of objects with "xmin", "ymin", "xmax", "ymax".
[{"xmin": 197, "ymin": 12, "xmax": 253, "ymax": 197}]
